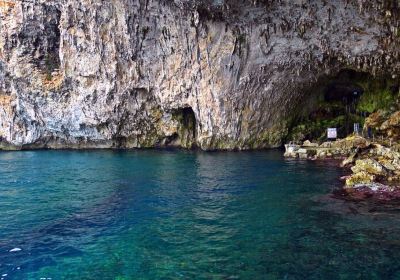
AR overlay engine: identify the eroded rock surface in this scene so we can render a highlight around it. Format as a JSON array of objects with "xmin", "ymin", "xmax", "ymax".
[{"xmin": 0, "ymin": 0, "xmax": 399, "ymax": 150}]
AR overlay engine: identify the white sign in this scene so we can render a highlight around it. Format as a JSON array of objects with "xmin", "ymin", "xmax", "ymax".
[
  {"xmin": 327, "ymin": 128, "xmax": 337, "ymax": 139},
  {"xmin": 354, "ymin": 123, "xmax": 360, "ymax": 134}
]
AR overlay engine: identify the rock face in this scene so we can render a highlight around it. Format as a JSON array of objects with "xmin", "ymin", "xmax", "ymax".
[
  {"xmin": 364, "ymin": 110, "xmax": 400, "ymax": 141},
  {"xmin": 0, "ymin": 0, "xmax": 399, "ymax": 150},
  {"xmin": 342, "ymin": 143, "xmax": 400, "ymax": 198}
]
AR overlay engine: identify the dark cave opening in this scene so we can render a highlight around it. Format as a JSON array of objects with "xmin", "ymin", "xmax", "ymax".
[
  {"xmin": 166, "ymin": 107, "xmax": 197, "ymax": 149},
  {"xmin": 287, "ymin": 70, "xmax": 400, "ymax": 143}
]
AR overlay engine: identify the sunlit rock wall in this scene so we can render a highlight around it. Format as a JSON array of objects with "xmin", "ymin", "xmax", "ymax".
[{"xmin": 0, "ymin": 0, "xmax": 399, "ymax": 150}]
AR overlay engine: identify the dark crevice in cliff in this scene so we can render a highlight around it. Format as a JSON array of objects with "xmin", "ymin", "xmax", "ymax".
[
  {"xmin": 287, "ymin": 69, "xmax": 400, "ymax": 143},
  {"xmin": 12, "ymin": 3, "xmax": 62, "ymax": 75},
  {"xmin": 164, "ymin": 107, "xmax": 197, "ymax": 149},
  {"xmin": 190, "ymin": 0, "xmax": 278, "ymax": 22},
  {"xmin": 35, "ymin": 6, "xmax": 62, "ymax": 76}
]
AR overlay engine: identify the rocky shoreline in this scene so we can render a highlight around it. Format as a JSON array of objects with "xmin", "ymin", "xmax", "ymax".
[{"xmin": 285, "ymin": 135, "xmax": 400, "ymax": 201}]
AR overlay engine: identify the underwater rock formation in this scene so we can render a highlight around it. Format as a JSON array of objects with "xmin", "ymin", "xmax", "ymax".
[{"xmin": 0, "ymin": 0, "xmax": 399, "ymax": 150}]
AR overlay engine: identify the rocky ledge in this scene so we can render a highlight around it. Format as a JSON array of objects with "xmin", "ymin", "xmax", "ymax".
[
  {"xmin": 285, "ymin": 137, "xmax": 400, "ymax": 200},
  {"xmin": 341, "ymin": 144, "xmax": 400, "ymax": 200},
  {"xmin": 284, "ymin": 136, "xmax": 370, "ymax": 160},
  {"xmin": 285, "ymin": 106, "xmax": 400, "ymax": 201}
]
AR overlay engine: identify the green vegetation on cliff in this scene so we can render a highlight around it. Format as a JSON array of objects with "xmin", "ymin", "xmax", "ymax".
[
  {"xmin": 287, "ymin": 71, "xmax": 399, "ymax": 144},
  {"xmin": 356, "ymin": 79, "xmax": 398, "ymax": 113}
]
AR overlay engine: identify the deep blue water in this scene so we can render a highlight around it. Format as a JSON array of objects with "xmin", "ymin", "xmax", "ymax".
[{"xmin": 0, "ymin": 150, "xmax": 400, "ymax": 279}]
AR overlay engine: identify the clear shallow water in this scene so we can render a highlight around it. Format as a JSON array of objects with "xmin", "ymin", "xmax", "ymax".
[{"xmin": 0, "ymin": 150, "xmax": 400, "ymax": 279}]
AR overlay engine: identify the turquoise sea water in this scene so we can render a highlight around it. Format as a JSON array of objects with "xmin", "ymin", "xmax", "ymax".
[{"xmin": 0, "ymin": 150, "xmax": 400, "ymax": 279}]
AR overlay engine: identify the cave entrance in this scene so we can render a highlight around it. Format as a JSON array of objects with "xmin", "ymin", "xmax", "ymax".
[
  {"xmin": 165, "ymin": 107, "xmax": 197, "ymax": 149},
  {"xmin": 287, "ymin": 69, "xmax": 400, "ymax": 144}
]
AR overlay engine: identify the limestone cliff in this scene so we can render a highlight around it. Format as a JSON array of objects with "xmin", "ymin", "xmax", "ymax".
[{"xmin": 0, "ymin": 0, "xmax": 399, "ymax": 150}]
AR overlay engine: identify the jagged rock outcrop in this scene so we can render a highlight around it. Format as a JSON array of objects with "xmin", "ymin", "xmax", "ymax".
[
  {"xmin": 340, "ymin": 144, "xmax": 400, "ymax": 200},
  {"xmin": 0, "ymin": 0, "xmax": 399, "ymax": 150}
]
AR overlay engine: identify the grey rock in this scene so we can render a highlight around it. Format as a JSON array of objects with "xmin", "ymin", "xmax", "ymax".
[{"xmin": 0, "ymin": 0, "xmax": 399, "ymax": 150}]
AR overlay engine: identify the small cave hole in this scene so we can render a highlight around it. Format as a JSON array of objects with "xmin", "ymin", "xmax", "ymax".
[{"xmin": 167, "ymin": 107, "xmax": 197, "ymax": 149}]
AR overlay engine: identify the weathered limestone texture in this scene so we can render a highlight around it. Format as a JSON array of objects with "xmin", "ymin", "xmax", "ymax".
[{"xmin": 0, "ymin": 0, "xmax": 399, "ymax": 150}]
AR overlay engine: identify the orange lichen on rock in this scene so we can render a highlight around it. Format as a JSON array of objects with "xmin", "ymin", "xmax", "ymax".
[
  {"xmin": 42, "ymin": 72, "xmax": 64, "ymax": 91},
  {"xmin": 0, "ymin": 92, "xmax": 12, "ymax": 114},
  {"xmin": 0, "ymin": 1, "xmax": 15, "ymax": 15}
]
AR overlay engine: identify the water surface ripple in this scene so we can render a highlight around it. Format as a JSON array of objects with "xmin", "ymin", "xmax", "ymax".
[{"xmin": 0, "ymin": 150, "xmax": 399, "ymax": 279}]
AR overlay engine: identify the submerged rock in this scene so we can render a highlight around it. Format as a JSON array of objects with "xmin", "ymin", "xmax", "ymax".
[{"xmin": 343, "ymin": 183, "xmax": 400, "ymax": 201}]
